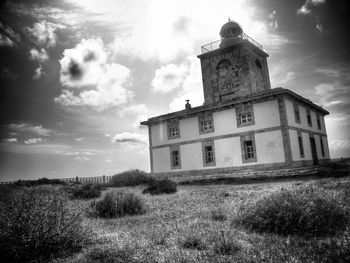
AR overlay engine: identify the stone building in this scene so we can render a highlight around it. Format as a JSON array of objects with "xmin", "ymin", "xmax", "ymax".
[{"xmin": 141, "ymin": 21, "xmax": 330, "ymax": 177}]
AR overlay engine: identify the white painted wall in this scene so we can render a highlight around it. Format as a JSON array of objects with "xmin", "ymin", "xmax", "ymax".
[
  {"xmin": 256, "ymin": 130, "xmax": 285, "ymax": 164},
  {"xmin": 285, "ymin": 99, "xmax": 327, "ymax": 135},
  {"xmin": 151, "ymin": 99, "xmax": 281, "ymax": 147},
  {"xmin": 180, "ymin": 143, "xmax": 204, "ymax": 171},
  {"xmin": 215, "ymin": 137, "xmax": 242, "ymax": 167},
  {"xmin": 152, "ymin": 147, "xmax": 171, "ymax": 173}
]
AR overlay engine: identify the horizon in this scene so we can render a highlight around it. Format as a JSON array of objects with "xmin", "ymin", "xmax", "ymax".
[{"xmin": 1, "ymin": 0, "xmax": 349, "ymax": 182}]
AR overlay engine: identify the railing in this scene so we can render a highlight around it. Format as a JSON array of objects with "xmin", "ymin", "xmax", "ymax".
[{"xmin": 201, "ymin": 32, "xmax": 263, "ymax": 54}]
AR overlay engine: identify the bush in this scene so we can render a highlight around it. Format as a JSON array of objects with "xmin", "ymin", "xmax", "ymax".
[
  {"xmin": 72, "ymin": 183, "xmax": 103, "ymax": 199},
  {"xmin": 213, "ymin": 230, "xmax": 241, "ymax": 255},
  {"xmin": 211, "ymin": 208, "xmax": 227, "ymax": 221},
  {"xmin": 182, "ymin": 235, "xmax": 206, "ymax": 250},
  {"xmin": 110, "ymin": 169, "xmax": 154, "ymax": 187},
  {"xmin": 233, "ymin": 184, "xmax": 349, "ymax": 237},
  {"xmin": 142, "ymin": 179, "xmax": 177, "ymax": 195},
  {"xmin": 91, "ymin": 191, "xmax": 146, "ymax": 218},
  {"xmin": 0, "ymin": 186, "xmax": 89, "ymax": 262},
  {"xmin": 84, "ymin": 246, "xmax": 136, "ymax": 263},
  {"xmin": 14, "ymin": 177, "xmax": 67, "ymax": 187}
]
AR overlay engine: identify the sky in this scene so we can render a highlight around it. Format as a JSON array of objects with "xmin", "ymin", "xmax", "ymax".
[{"xmin": 0, "ymin": 0, "xmax": 349, "ymax": 182}]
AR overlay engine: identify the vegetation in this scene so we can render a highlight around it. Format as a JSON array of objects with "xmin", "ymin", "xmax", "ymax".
[
  {"xmin": 90, "ymin": 191, "xmax": 146, "ymax": 218},
  {"xmin": 211, "ymin": 208, "xmax": 227, "ymax": 221},
  {"xmin": 233, "ymin": 184, "xmax": 349, "ymax": 236},
  {"xmin": 0, "ymin": 186, "xmax": 89, "ymax": 262},
  {"xmin": 13, "ymin": 177, "xmax": 67, "ymax": 187},
  {"xmin": 110, "ymin": 169, "xmax": 154, "ymax": 187},
  {"xmin": 142, "ymin": 179, "xmax": 177, "ymax": 195},
  {"xmin": 71, "ymin": 183, "xmax": 104, "ymax": 199}
]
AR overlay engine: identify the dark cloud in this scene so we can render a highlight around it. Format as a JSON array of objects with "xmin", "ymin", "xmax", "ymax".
[
  {"xmin": 83, "ymin": 51, "xmax": 96, "ymax": 62},
  {"xmin": 67, "ymin": 60, "xmax": 83, "ymax": 80}
]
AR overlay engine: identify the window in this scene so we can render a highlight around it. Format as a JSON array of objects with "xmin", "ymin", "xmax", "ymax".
[
  {"xmin": 240, "ymin": 112, "xmax": 253, "ymax": 124},
  {"xmin": 298, "ymin": 132, "xmax": 304, "ymax": 158},
  {"xmin": 236, "ymin": 103, "xmax": 255, "ymax": 127},
  {"xmin": 306, "ymin": 110, "xmax": 312, "ymax": 127},
  {"xmin": 316, "ymin": 114, "xmax": 321, "ymax": 130},
  {"xmin": 217, "ymin": 60, "xmax": 231, "ymax": 77},
  {"xmin": 293, "ymin": 103, "xmax": 300, "ymax": 123},
  {"xmin": 167, "ymin": 119, "xmax": 180, "ymax": 139},
  {"xmin": 255, "ymin": 59, "xmax": 262, "ymax": 69},
  {"xmin": 320, "ymin": 137, "xmax": 325, "ymax": 157},
  {"xmin": 241, "ymin": 134, "xmax": 257, "ymax": 163},
  {"xmin": 170, "ymin": 145, "xmax": 181, "ymax": 169},
  {"xmin": 202, "ymin": 140, "xmax": 215, "ymax": 166},
  {"xmin": 199, "ymin": 113, "xmax": 214, "ymax": 134}
]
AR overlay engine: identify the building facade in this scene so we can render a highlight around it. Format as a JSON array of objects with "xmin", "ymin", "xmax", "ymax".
[{"xmin": 141, "ymin": 21, "xmax": 330, "ymax": 177}]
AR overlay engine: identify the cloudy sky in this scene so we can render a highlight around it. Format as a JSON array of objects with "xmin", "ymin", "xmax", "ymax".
[{"xmin": 0, "ymin": 0, "xmax": 349, "ymax": 181}]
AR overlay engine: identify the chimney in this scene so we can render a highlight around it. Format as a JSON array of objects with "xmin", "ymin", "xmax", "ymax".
[{"xmin": 185, "ymin": 100, "xmax": 191, "ymax": 111}]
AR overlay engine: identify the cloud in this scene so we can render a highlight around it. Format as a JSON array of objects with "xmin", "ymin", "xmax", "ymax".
[
  {"xmin": 111, "ymin": 132, "xmax": 147, "ymax": 144},
  {"xmin": 3, "ymin": 138, "xmax": 17, "ymax": 143},
  {"xmin": 7, "ymin": 122, "xmax": 55, "ymax": 136},
  {"xmin": 24, "ymin": 138, "xmax": 42, "ymax": 145},
  {"xmin": 329, "ymin": 140, "xmax": 350, "ymax": 151},
  {"xmin": 26, "ymin": 20, "xmax": 59, "ymax": 47},
  {"xmin": 0, "ymin": 22, "xmax": 21, "ymax": 47},
  {"xmin": 64, "ymin": 151, "xmax": 94, "ymax": 156},
  {"xmin": 314, "ymin": 68, "xmax": 340, "ymax": 78},
  {"xmin": 56, "ymin": 38, "xmax": 133, "ymax": 111},
  {"xmin": 132, "ymin": 115, "xmax": 149, "ymax": 129},
  {"xmin": 297, "ymin": 0, "xmax": 326, "ymax": 15},
  {"xmin": 29, "ymin": 48, "xmax": 49, "ymax": 63},
  {"xmin": 268, "ymin": 10, "xmax": 278, "ymax": 30},
  {"xmin": 151, "ymin": 63, "xmax": 188, "ymax": 93},
  {"xmin": 118, "ymin": 104, "xmax": 149, "ymax": 117},
  {"xmin": 33, "ymin": 65, "xmax": 44, "ymax": 79}
]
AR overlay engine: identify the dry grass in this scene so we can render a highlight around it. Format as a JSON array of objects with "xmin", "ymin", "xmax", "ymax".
[{"xmin": 46, "ymin": 177, "xmax": 350, "ymax": 263}]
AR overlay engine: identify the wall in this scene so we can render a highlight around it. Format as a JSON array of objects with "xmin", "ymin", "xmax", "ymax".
[
  {"xmin": 152, "ymin": 129, "xmax": 285, "ymax": 172},
  {"xmin": 151, "ymin": 99, "xmax": 281, "ymax": 147}
]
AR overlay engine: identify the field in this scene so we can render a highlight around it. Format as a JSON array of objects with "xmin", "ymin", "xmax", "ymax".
[{"xmin": 52, "ymin": 176, "xmax": 350, "ymax": 263}]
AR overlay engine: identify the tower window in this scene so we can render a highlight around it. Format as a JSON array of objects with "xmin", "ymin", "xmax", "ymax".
[
  {"xmin": 255, "ymin": 59, "xmax": 262, "ymax": 69},
  {"xmin": 167, "ymin": 119, "xmax": 180, "ymax": 139},
  {"xmin": 294, "ymin": 103, "xmax": 300, "ymax": 123},
  {"xmin": 306, "ymin": 110, "xmax": 312, "ymax": 127},
  {"xmin": 241, "ymin": 134, "xmax": 257, "ymax": 163},
  {"xmin": 170, "ymin": 145, "xmax": 181, "ymax": 169},
  {"xmin": 217, "ymin": 60, "xmax": 231, "ymax": 77},
  {"xmin": 202, "ymin": 140, "xmax": 215, "ymax": 166},
  {"xmin": 199, "ymin": 113, "xmax": 214, "ymax": 134},
  {"xmin": 298, "ymin": 132, "xmax": 304, "ymax": 158},
  {"xmin": 240, "ymin": 112, "xmax": 253, "ymax": 124}
]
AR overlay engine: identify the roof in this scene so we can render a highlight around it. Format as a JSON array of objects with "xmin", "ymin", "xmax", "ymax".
[{"xmin": 141, "ymin": 88, "xmax": 329, "ymax": 126}]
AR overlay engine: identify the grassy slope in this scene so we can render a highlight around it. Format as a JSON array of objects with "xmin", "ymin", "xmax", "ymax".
[{"xmin": 55, "ymin": 177, "xmax": 350, "ymax": 263}]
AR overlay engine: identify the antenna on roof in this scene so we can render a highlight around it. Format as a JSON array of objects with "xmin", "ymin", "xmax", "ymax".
[{"xmin": 228, "ymin": 17, "xmax": 231, "ymax": 22}]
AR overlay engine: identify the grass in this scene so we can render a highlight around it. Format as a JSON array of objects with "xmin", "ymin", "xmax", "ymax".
[
  {"xmin": 142, "ymin": 179, "xmax": 177, "ymax": 195},
  {"xmin": 4, "ymin": 176, "xmax": 350, "ymax": 262}
]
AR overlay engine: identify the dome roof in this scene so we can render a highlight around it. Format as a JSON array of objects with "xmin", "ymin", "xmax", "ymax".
[{"xmin": 219, "ymin": 20, "xmax": 243, "ymax": 39}]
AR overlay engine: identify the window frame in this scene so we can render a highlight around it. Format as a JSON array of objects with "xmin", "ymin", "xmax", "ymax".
[
  {"xmin": 170, "ymin": 145, "xmax": 181, "ymax": 169},
  {"xmin": 293, "ymin": 102, "xmax": 301, "ymax": 124},
  {"xmin": 202, "ymin": 140, "xmax": 216, "ymax": 167},
  {"xmin": 306, "ymin": 109, "xmax": 312, "ymax": 127},
  {"xmin": 198, "ymin": 113, "xmax": 214, "ymax": 134},
  {"xmin": 167, "ymin": 119, "xmax": 180, "ymax": 140},
  {"xmin": 298, "ymin": 131, "xmax": 305, "ymax": 158},
  {"xmin": 316, "ymin": 114, "xmax": 322, "ymax": 130},
  {"xmin": 320, "ymin": 137, "xmax": 325, "ymax": 157},
  {"xmin": 236, "ymin": 103, "xmax": 255, "ymax": 128},
  {"xmin": 240, "ymin": 134, "xmax": 257, "ymax": 163}
]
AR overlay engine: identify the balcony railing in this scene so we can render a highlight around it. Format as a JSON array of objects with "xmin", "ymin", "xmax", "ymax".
[{"xmin": 201, "ymin": 32, "xmax": 263, "ymax": 54}]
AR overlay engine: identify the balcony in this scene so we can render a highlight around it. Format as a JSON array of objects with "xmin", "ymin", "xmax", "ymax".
[{"xmin": 201, "ymin": 32, "xmax": 263, "ymax": 54}]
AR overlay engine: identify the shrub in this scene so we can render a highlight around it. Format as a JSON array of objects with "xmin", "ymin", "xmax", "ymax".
[
  {"xmin": 72, "ymin": 183, "xmax": 103, "ymax": 199},
  {"xmin": 13, "ymin": 177, "xmax": 67, "ymax": 187},
  {"xmin": 91, "ymin": 191, "xmax": 146, "ymax": 218},
  {"xmin": 142, "ymin": 179, "xmax": 177, "ymax": 195},
  {"xmin": 84, "ymin": 246, "xmax": 136, "ymax": 263},
  {"xmin": 0, "ymin": 186, "xmax": 89, "ymax": 262},
  {"xmin": 211, "ymin": 208, "xmax": 227, "ymax": 221},
  {"xmin": 182, "ymin": 235, "xmax": 206, "ymax": 250},
  {"xmin": 213, "ymin": 230, "xmax": 241, "ymax": 255},
  {"xmin": 233, "ymin": 184, "xmax": 349, "ymax": 237},
  {"xmin": 110, "ymin": 169, "xmax": 154, "ymax": 187}
]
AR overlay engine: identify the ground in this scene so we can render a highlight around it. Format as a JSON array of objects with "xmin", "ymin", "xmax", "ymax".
[{"xmin": 53, "ymin": 175, "xmax": 350, "ymax": 263}]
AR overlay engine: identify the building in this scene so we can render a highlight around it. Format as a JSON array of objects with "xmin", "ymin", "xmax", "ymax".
[{"xmin": 141, "ymin": 21, "xmax": 330, "ymax": 177}]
